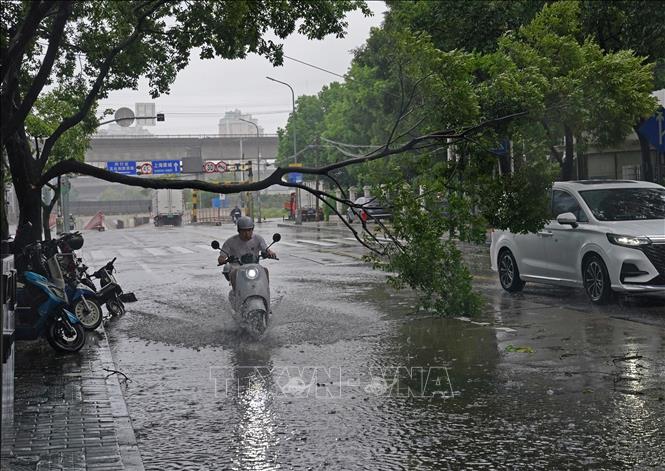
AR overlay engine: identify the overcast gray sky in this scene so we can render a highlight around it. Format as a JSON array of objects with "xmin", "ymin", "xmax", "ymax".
[{"xmin": 98, "ymin": 1, "xmax": 387, "ymax": 136}]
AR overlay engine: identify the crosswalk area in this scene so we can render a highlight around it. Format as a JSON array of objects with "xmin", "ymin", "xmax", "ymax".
[{"xmin": 77, "ymin": 238, "xmax": 361, "ymax": 262}]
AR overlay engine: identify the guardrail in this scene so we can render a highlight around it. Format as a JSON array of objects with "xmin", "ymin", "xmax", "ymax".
[{"xmin": 187, "ymin": 208, "xmax": 234, "ymax": 225}]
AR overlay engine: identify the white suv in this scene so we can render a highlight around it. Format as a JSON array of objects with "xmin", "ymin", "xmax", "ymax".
[{"xmin": 490, "ymin": 180, "xmax": 665, "ymax": 303}]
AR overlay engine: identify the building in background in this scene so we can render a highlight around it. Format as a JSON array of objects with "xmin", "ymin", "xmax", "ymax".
[
  {"xmin": 585, "ymin": 89, "xmax": 665, "ymax": 181},
  {"xmin": 218, "ymin": 110, "xmax": 263, "ymax": 136}
]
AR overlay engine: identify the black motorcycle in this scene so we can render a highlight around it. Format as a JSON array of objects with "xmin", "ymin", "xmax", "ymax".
[{"xmin": 79, "ymin": 257, "xmax": 137, "ymax": 316}]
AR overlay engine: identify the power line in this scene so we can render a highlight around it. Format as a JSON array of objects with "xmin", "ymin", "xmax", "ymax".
[
  {"xmin": 162, "ymin": 110, "xmax": 290, "ymax": 116},
  {"xmin": 284, "ymin": 55, "xmax": 346, "ymax": 79}
]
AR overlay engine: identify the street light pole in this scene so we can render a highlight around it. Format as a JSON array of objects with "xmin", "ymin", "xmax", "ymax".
[
  {"xmin": 266, "ymin": 76, "xmax": 301, "ymax": 225},
  {"xmin": 239, "ymin": 117, "xmax": 262, "ymax": 223}
]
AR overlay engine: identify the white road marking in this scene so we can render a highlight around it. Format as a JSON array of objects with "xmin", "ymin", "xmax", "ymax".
[
  {"xmin": 118, "ymin": 249, "xmax": 140, "ymax": 258},
  {"xmin": 144, "ymin": 247, "xmax": 169, "ymax": 256},
  {"xmin": 279, "ymin": 241, "xmax": 300, "ymax": 247},
  {"xmin": 344, "ymin": 236, "xmax": 396, "ymax": 244},
  {"xmin": 295, "ymin": 239, "xmax": 337, "ymax": 247},
  {"xmin": 321, "ymin": 238, "xmax": 354, "ymax": 245},
  {"xmin": 136, "ymin": 261, "xmax": 155, "ymax": 276},
  {"xmin": 170, "ymin": 246, "xmax": 194, "ymax": 254},
  {"xmin": 197, "ymin": 245, "xmax": 215, "ymax": 251}
]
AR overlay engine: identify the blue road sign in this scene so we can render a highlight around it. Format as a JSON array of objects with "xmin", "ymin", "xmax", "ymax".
[
  {"xmin": 107, "ymin": 161, "xmax": 136, "ymax": 175},
  {"xmin": 638, "ymin": 107, "xmax": 665, "ymax": 152},
  {"xmin": 152, "ymin": 160, "xmax": 181, "ymax": 174},
  {"xmin": 287, "ymin": 172, "xmax": 303, "ymax": 184}
]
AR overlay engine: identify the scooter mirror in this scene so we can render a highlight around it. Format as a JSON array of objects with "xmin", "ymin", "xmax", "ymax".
[
  {"xmin": 211, "ymin": 241, "xmax": 220, "ymax": 250},
  {"xmin": 272, "ymin": 233, "xmax": 281, "ymax": 243}
]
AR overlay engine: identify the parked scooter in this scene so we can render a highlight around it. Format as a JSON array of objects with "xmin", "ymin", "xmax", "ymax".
[
  {"xmin": 80, "ymin": 257, "xmax": 137, "ymax": 316},
  {"xmin": 211, "ymin": 233, "xmax": 281, "ymax": 338},
  {"xmin": 15, "ymin": 242, "xmax": 87, "ymax": 353},
  {"xmin": 42, "ymin": 233, "xmax": 103, "ymax": 330}
]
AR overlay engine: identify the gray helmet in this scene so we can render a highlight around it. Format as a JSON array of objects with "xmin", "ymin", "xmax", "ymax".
[{"xmin": 237, "ymin": 216, "xmax": 254, "ymax": 230}]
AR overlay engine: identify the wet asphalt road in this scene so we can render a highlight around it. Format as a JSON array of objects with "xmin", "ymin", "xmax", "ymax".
[{"xmin": 78, "ymin": 222, "xmax": 665, "ymax": 470}]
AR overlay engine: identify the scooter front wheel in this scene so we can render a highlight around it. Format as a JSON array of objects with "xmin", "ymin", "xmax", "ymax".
[
  {"xmin": 73, "ymin": 298, "xmax": 103, "ymax": 330},
  {"xmin": 106, "ymin": 299, "xmax": 125, "ymax": 316},
  {"xmin": 47, "ymin": 317, "xmax": 86, "ymax": 353}
]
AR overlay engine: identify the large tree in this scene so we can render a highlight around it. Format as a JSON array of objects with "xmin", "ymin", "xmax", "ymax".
[
  {"xmin": 269, "ymin": 1, "xmax": 658, "ymax": 314},
  {"xmin": 384, "ymin": 0, "xmax": 545, "ymax": 54},
  {"xmin": 498, "ymin": 1, "xmax": 656, "ymax": 180},
  {"xmin": 383, "ymin": 0, "xmax": 663, "ymax": 181},
  {"xmin": 579, "ymin": 0, "xmax": 665, "ymax": 181},
  {"xmin": 1, "ymin": 0, "xmax": 370, "ymax": 242}
]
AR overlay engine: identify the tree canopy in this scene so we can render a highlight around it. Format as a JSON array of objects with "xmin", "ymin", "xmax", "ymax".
[{"xmin": 1, "ymin": 0, "xmax": 370, "ymax": 242}]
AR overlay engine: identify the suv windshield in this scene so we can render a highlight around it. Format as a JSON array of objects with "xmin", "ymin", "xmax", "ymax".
[{"xmin": 579, "ymin": 188, "xmax": 665, "ymax": 221}]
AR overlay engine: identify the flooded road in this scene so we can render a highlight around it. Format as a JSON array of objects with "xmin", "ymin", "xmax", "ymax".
[{"xmin": 80, "ymin": 224, "xmax": 665, "ymax": 470}]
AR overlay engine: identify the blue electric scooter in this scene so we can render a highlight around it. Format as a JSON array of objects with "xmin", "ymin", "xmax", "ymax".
[
  {"xmin": 15, "ymin": 241, "xmax": 86, "ymax": 353},
  {"xmin": 42, "ymin": 234, "xmax": 103, "ymax": 330}
]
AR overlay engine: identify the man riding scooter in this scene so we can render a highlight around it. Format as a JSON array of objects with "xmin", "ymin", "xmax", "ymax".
[
  {"xmin": 214, "ymin": 216, "xmax": 279, "ymax": 337},
  {"xmin": 217, "ymin": 216, "xmax": 277, "ymax": 289}
]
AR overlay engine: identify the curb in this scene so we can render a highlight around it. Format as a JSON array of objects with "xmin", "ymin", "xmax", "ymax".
[
  {"xmin": 97, "ymin": 325, "xmax": 145, "ymax": 471},
  {"xmin": 0, "ymin": 324, "xmax": 145, "ymax": 471}
]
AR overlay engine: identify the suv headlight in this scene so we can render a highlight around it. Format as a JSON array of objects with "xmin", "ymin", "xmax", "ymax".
[
  {"xmin": 245, "ymin": 268, "xmax": 259, "ymax": 280},
  {"xmin": 606, "ymin": 233, "xmax": 651, "ymax": 248}
]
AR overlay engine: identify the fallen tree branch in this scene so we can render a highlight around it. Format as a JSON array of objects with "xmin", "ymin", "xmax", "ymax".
[{"xmin": 103, "ymin": 367, "xmax": 132, "ymax": 383}]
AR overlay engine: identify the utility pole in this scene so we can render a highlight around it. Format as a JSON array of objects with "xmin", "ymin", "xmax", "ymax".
[
  {"xmin": 239, "ymin": 118, "xmax": 262, "ymax": 222},
  {"xmin": 267, "ymin": 76, "xmax": 301, "ymax": 224}
]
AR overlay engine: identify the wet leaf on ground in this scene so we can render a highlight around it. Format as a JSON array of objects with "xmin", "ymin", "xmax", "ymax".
[{"xmin": 505, "ymin": 344, "xmax": 535, "ymax": 353}]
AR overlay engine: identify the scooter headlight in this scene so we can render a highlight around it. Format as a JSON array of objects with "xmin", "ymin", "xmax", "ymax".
[{"xmin": 245, "ymin": 268, "xmax": 259, "ymax": 280}]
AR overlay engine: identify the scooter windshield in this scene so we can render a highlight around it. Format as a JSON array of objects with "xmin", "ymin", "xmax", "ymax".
[
  {"xmin": 48, "ymin": 256, "xmax": 67, "ymax": 290},
  {"xmin": 240, "ymin": 254, "xmax": 258, "ymax": 264}
]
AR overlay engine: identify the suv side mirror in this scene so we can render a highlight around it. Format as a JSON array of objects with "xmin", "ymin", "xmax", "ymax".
[{"xmin": 556, "ymin": 212, "xmax": 578, "ymax": 228}]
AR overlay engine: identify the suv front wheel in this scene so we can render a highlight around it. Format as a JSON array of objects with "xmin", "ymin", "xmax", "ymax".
[
  {"xmin": 583, "ymin": 254, "xmax": 613, "ymax": 304},
  {"xmin": 498, "ymin": 249, "xmax": 525, "ymax": 292}
]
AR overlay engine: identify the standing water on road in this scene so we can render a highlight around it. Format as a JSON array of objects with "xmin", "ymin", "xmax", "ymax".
[{"xmin": 93, "ymin": 225, "xmax": 664, "ymax": 469}]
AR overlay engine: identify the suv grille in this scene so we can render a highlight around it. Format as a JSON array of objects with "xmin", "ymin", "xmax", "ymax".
[{"xmin": 641, "ymin": 244, "xmax": 665, "ymax": 276}]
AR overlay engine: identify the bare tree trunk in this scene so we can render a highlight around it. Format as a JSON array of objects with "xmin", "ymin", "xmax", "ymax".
[
  {"xmin": 498, "ymin": 140, "xmax": 512, "ymax": 175},
  {"xmin": 634, "ymin": 123, "xmax": 654, "ymax": 182},
  {"xmin": 5, "ymin": 132, "xmax": 44, "ymax": 250},
  {"xmin": 1, "ymin": 187, "xmax": 8, "ymax": 241},
  {"xmin": 560, "ymin": 125, "xmax": 575, "ymax": 181},
  {"xmin": 42, "ymin": 202, "xmax": 52, "ymax": 240}
]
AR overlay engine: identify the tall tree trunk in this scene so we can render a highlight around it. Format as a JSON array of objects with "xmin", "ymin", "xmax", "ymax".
[
  {"xmin": 499, "ymin": 143, "xmax": 512, "ymax": 175},
  {"xmin": 42, "ymin": 201, "xmax": 52, "ymax": 241},
  {"xmin": 1, "ymin": 186, "xmax": 8, "ymax": 241},
  {"xmin": 5, "ymin": 132, "xmax": 44, "ymax": 251},
  {"xmin": 634, "ymin": 123, "xmax": 654, "ymax": 182},
  {"xmin": 560, "ymin": 125, "xmax": 575, "ymax": 181}
]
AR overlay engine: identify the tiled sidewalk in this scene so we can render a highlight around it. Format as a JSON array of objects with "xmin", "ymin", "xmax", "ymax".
[{"xmin": 1, "ymin": 326, "xmax": 143, "ymax": 470}]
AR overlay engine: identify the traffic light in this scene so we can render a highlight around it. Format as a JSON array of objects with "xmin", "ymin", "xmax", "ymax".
[
  {"xmin": 246, "ymin": 161, "xmax": 253, "ymax": 177},
  {"xmin": 156, "ymin": 113, "xmax": 165, "ymax": 121}
]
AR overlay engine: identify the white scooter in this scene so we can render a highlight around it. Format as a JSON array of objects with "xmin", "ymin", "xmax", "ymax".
[{"xmin": 211, "ymin": 233, "xmax": 280, "ymax": 338}]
